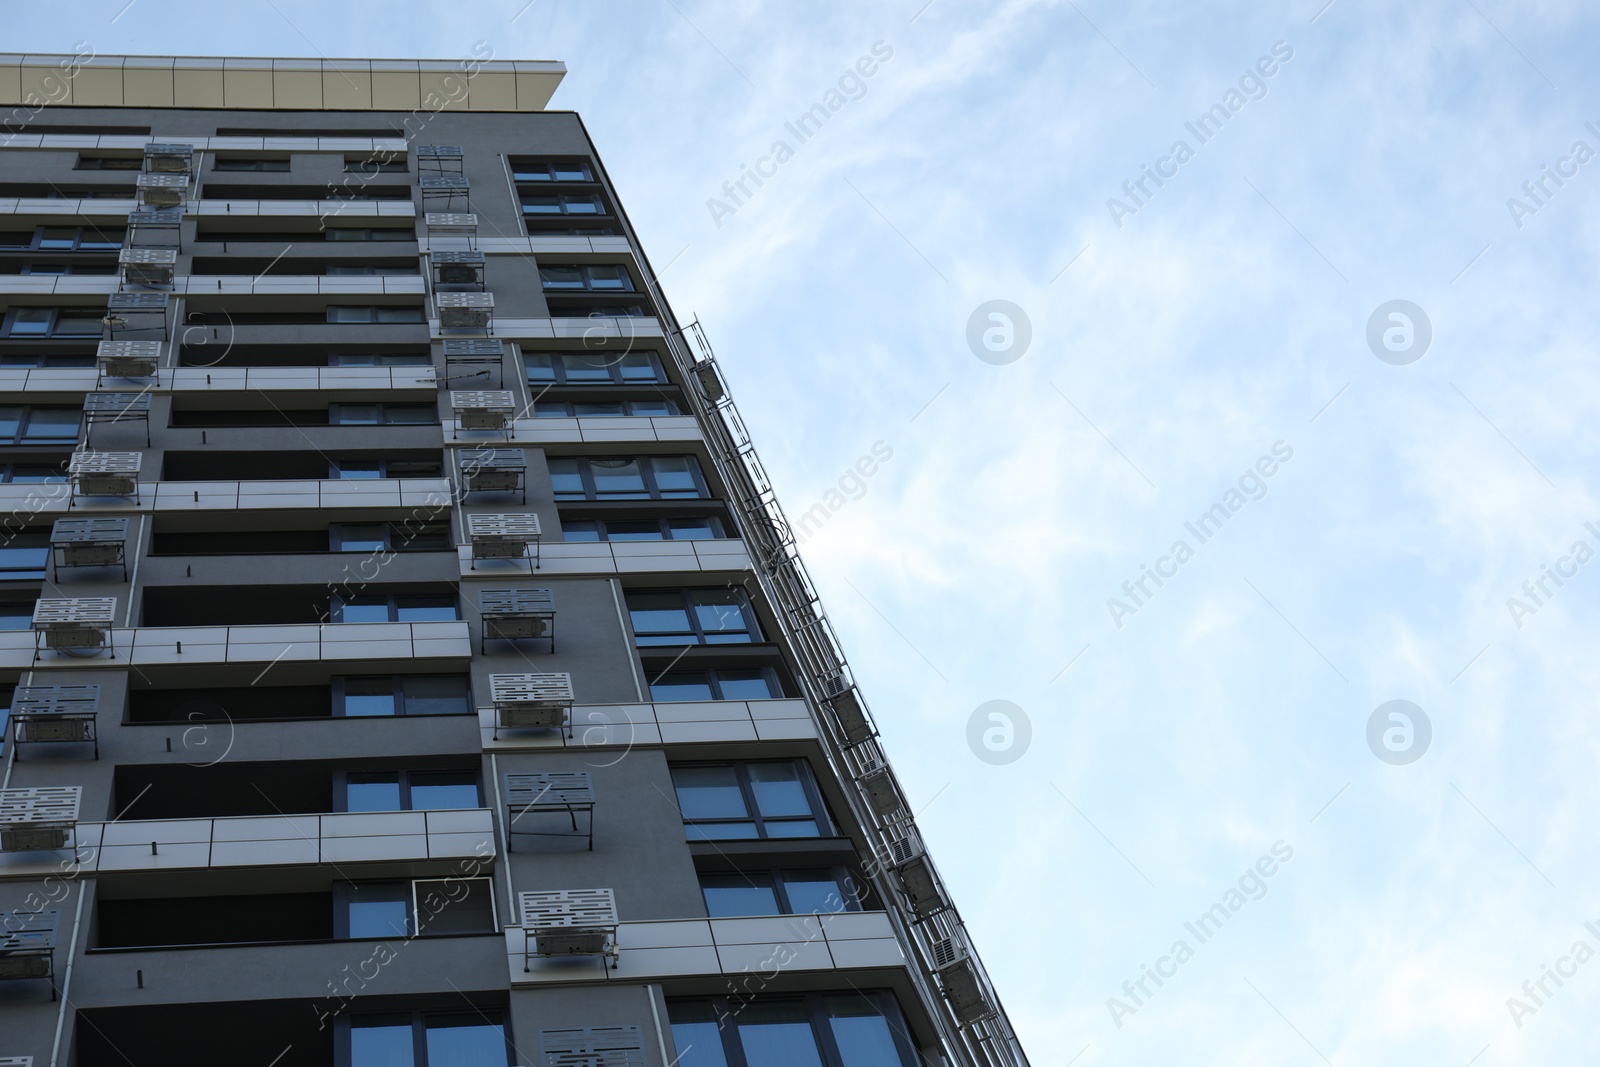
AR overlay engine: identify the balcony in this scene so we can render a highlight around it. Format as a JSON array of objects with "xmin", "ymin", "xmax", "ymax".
[
  {"xmin": 0, "ymin": 476, "xmax": 451, "ymax": 516},
  {"xmin": 457, "ymin": 536, "xmax": 751, "ymax": 578},
  {"xmin": 0, "ymin": 364, "xmax": 438, "ymax": 393},
  {"xmin": 6, "ymin": 618, "xmax": 470, "ymax": 670},
  {"xmin": 505, "ymin": 910, "xmax": 905, "ymax": 986},
  {"xmin": 480, "ymin": 697, "xmax": 817, "ymax": 751},
  {"xmin": 0, "ymin": 807, "xmax": 495, "ymax": 879},
  {"xmin": 446, "ymin": 414, "xmax": 702, "ymax": 445},
  {"xmin": 431, "ymin": 315, "xmax": 664, "ymax": 341}
]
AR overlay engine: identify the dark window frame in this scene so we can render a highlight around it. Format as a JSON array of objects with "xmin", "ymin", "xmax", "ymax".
[
  {"xmin": 330, "ymin": 592, "xmax": 460, "ymax": 623},
  {"xmin": 332, "ymin": 876, "xmax": 498, "ymax": 939},
  {"xmin": 329, "ymin": 520, "xmax": 452, "ymax": 554},
  {"xmin": 0, "ymin": 225, "xmax": 124, "ymax": 251},
  {"xmin": 0, "ymin": 307, "xmax": 105, "ymax": 339},
  {"xmin": 548, "ymin": 455, "xmax": 709, "ymax": 501},
  {"xmin": 646, "ymin": 664, "xmax": 781, "ymax": 701},
  {"xmin": 627, "ymin": 586, "xmax": 762, "ymax": 646},
  {"xmin": 328, "ymin": 402, "xmax": 438, "ymax": 426},
  {"xmin": 667, "ymin": 991, "xmax": 919, "ymax": 1067},
  {"xmin": 211, "ymin": 156, "xmax": 291, "ymax": 172},
  {"xmin": 331, "ymin": 675, "xmax": 473, "ymax": 718},
  {"xmin": 0, "ymin": 404, "xmax": 82, "ymax": 445},
  {"xmin": 339, "ymin": 1009, "xmax": 513, "ymax": 1067},
  {"xmin": 671, "ymin": 759, "xmax": 834, "ymax": 840},
  {"xmin": 698, "ymin": 866, "xmax": 864, "ymax": 918},
  {"xmin": 524, "ymin": 349, "xmax": 667, "ymax": 386},
  {"xmin": 333, "ymin": 768, "xmax": 483, "ymax": 812},
  {"xmin": 561, "ymin": 515, "xmax": 725, "ymax": 543}
]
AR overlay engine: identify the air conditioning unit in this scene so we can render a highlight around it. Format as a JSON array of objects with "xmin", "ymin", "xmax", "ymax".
[
  {"xmin": 490, "ymin": 672, "xmax": 574, "ymax": 736},
  {"xmin": 51, "ymin": 517, "xmax": 130, "ymax": 579},
  {"xmin": 857, "ymin": 761, "xmax": 905, "ymax": 821},
  {"xmin": 518, "ymin": 888, "xmax": 619, "ymax": 969},
  {"xmin": 97, "ymin": 339, "xmax": 161, "ymax": 379},
  {"xmin": 0, "ymin": 908, "xmax": 58, "ymax": 996},
  {"xmin": 478, "ymin": 587, "xmax": 555, "ymax": 653},
  {"xmin": 888, "ymin": 835, "xmax": 949, "ymax": 918},
  {"xmin": 824, "ymin": 680, "xmax": 874, "ymax": 745},
  {"xmin": 467, "ymin": 512, "xmax": 541, "ymax": 569},
  {"xmin": 438, "ymin": 293, "xmax": 495, "ymax": 332},
  {"xmin": 104, "ymin": 291, "xmax": 170, "ymax": 340},
  {"xmin": 692, "ymin": 361, "xmax": 725, "ymax": 402},
  {"xmin": 69, "ymin": 451, "xmax": 142, "ymax": 502},
  {"xmin": 420, "ymin": 175, "xmax": 472, "ymax": 209},
  {"xmin": 0, "ymin": 788, "xmax": 81, "ymax": 852},
  {"xmin": 136, "ymin": 172, "xmax": 189, "ymax": 208},
  {"xmin": 32, "ymin": 598, "xmax": 117, "ymax": 654},
  {"xmin": 433, "ymin": 250, "xmax": 486, "ymax": 287},
  {"xmin": 451, "ymin": 390, "xmax": 515, "ymax": 433},
  {"xmin": 929, "ymin": 935, "xmax": 994, "ymax": 1024},
  {"xmin": 142, "ymin": 142, "xmax": 195, "ymax": 173},
  {"xmin": 117, "ymin": 247, "xmax": 177, "ymax": 288},
  {"xmin": 460, "ymin": 448, "xmax": 526, "ymax": 497}
]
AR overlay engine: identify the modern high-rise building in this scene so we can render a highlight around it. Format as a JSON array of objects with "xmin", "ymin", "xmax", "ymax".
[{"xmin": 0, "ymin": 52, "xmax": 1027, "ymax": 1067}]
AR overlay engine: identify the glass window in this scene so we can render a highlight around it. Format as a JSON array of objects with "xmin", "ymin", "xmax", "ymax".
[
  {"xmin": 602, "ymin": 520, "xmax": 664, "ymax": 541},
  {"xmin": 337, "ymin": 596, "xmax": 392, "ymax": 623},
  {"xmin": 424, "ymin": 1017, "xmax": 505, "ymax": 1067},
  {"xmin": 346, "ymin": 773, "xmax": 403, "ymax": 811},
  {"xmin": 539, "ymin": 266, "xmax": 585, "ymax": 290},
  {"xmin": 673, "ymin": 766, "xmax": 748, "ymax": 820},
  {"xmin": 672, "ymin": 762, "xmax": 825, "ymax": 840},
  {"xmin": 570, "ymin": 401, "xmax": 626, "ymax": 417},
  {"xmin": 408, "ymin": 771, "xmax": 479, "ymax": 810},
  {"xmin": 335, "ymin": 524, "xmax": 387, "ymax": 553},
  {"xmin": 782, "ymin": 871, "xmax": 851, "ymax": 915},
  {"xmin": 414, "ymin": 878, "xmax": 495, "ymax": 936},
  {"xmin": 341, "ymin": 677, "xmax": 397, "ymax": 717},
  {"xmin": 346, "ymin": 883, "xmax": 411, "ymax": 938},
  {"xmin": 559, "ymin": 352, "xmax": 615, "ymax": 382},
  {"xmin": 0, "ymin": 531, "xmax": 50, "ymax": 580},
  {"xmin": 396, "ymin": 595, "xmax": 458, "ymax": 622},
  {"xmin": 701, "ymin": 875, "xmax": 780, "ymax": 918},
  {"xmin": 335, "ymin": 460, "xmax": 384, "ymax": 480},
  {"xmin": 586, "ymin": 265, "xmax": 630, "ymax": 290},
  {"xmin": 333, "ymin": 403, "xmax": 380, "ymax": 424},
  {"xmin": 402, "ymin": 676, "xmax": 470, "ymax": 716},
  {"xmin": 692, "ymin": 590, "xmax": 753, "ymax": 644},
  {"xmin": 524, "ymin": 352, "xmax": 555, "ymax": 381},
  {"xmin": 0, "ymin": 602, "xmax": 35, "ymax": 630},
  {"xmin": 561, "ymin": 519, "xmax": 600, "ymax": 541},
  {"xmin": 649, "ymin": 672, "xmax": 716, "ymax": 703},
  {"xmin": 665, "ymin": 517, "xmax": 718, "ymax": 540},
  {"xmin": 589, "ymin": 458, "xmax": 647, "ymax": 498},
  {"xmin": 738, "ymin": 1002, "xmax": 826, "ymax": 1067},
  {"xmin": 650, "ymin": 456, "xmax": 699, "ymax": 497},
  {"xmin": 827, "ymin": 996, "xmax": 907, "ymax": 1067},
  {"xmin": 37, "ymin": 228, "xmax": 76, "ymax": 250},
  {"xmin": 715, "ymin": 669, "xmax": 779, "ymax": 700},
  {"xmin": 628, "ymin": 591, "xmax": 693, "ymax": 645},
  {"xmin": 669, "ymin": 1012, "xmax": 731, "ymax": 1067},
  {"xmin": 351, "ymin": 1018, "xmax": 415, "ymax": 1067},
  {"xmin": 8, "ymin": 309, "xmax": 52, "ymax": 336},
  {"xmin": 619, "ymin": 352, "xmax": 662, "ymax": 382}
]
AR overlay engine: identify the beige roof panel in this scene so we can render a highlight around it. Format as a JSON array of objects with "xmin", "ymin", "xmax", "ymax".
[{"xmin": 0, "ymin": 53, "xmax": 564, "ymax": 111}]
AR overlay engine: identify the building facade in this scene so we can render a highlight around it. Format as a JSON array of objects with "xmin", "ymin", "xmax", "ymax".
[{"xmin": 0, "ymin": 53, "xmax": 1028, "ymax": 1067}]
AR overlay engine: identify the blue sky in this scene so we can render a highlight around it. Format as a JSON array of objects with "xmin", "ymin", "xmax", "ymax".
[{"xmin": 13, "ymin": 1, "xmax": 1600, "ymax": 1061}]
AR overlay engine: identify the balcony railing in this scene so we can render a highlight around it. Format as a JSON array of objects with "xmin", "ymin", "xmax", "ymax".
[
  {"xmin": 505, "ymin": 910, "xmax": 904, "ymax": 986},
  {"xmin": 456, "ymin": 537, "xmax": 749, "ymax": 578},
  {"xmin": 480, "ymin": 697, "xmax": 816, "ymax": 751},
  {"xmin": 7, "ymin": 618, "xmax": 470, "ymax": 670},
  {"xmin": 0, "ymin": 807, "xmax": 495, "ymax": 879}
]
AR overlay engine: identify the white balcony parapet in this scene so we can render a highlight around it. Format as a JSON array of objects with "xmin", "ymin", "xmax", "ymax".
[
  {"xmin": 189, "ymin": 199, "xmax": 416, "ymax": 219},
  {"xmin": 458, "ymin": 536, "xmax": 750, "ymax": 578},
  {"xmin": 432, "ymin": 315, "xmax": 662, "ymax": 341},
  {"xmin": 444, "ymin": 414, "xmax": 702, "ymax": 445},
  {"xmin": 166, "ymin": 366, "xmax": 437, "ymax": 391},
  {"xmin": 477, "ymin": 587, "xmax": 555, "ymax": 653},
  {"xmin": 0, "ymin": 808, "xmax": 496, "ymax": 879},
  {"xmin": 0, "ymin": 619, "xmax": 469, "ymax": 672},
  {"xmin": 0, "ymin": 477, "xmax": 452, "ymax": 518},
  {"xmin": 505, "ymin": 910, "xmax": 905, "ymax": 986},
  {"xmin": 480, "ymin": 697, "xmax": 817, "ymax": 752},
  {"xmin": 178, "ymin": 275, "xmax": 426, "ymax": 296}
]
